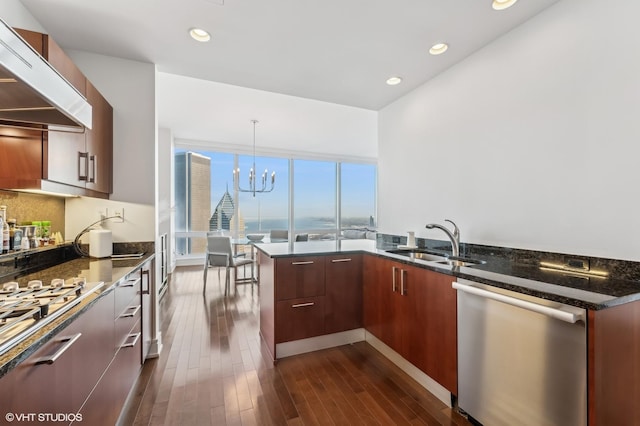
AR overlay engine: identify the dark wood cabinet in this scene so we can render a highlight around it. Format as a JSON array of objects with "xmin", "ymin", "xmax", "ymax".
[
  {"xmin": 362, "ymin": 255, "xmax": 457, "ymax": 394},
  {"xmin": 406, "ymin": 266, "xmax": 457, "ymax": 394},
  {"xmin": 276, "ymin": 296, "xmax": 326, "ymax": 342},
  {"xmin": 80, "ymin": 266, "xmax": 146, "ymax": 424},
  {"xmin": 266, "ymin": 253, "xmax": 363, "ymax": 347},
  {"xmin": 275, "ymin": 256, "xmax": 325, "ymax": 301},
  {"xmin": 1, "ymin": 28, "xmax": 113, "ymax": 198},
  {"xmin": 324, "ymin": 254, "xmax": 362, "ymax": 334},
  {"xmin": 587, "ymin": 300, "xmax": 640, "ymax": 426},
  {"xmin": 85, "ymin": 80, "xmax": 113, "ymax": 194},
  {"xmin": 0, "ymin": 290, "xmax": 115, "ymax": 419},
  {"xmin": 274, "ymin": 256, "xmax": 326, "ymax": 343}
]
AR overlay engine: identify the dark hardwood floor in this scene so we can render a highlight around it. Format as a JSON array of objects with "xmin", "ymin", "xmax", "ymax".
[{"xmin": 123, "ymin": 265, "xmax": 470, "ymax": 425}]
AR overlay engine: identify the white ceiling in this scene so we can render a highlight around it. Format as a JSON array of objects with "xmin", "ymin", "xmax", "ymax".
[{"xmin": 19, "ymin": 0, "xmax": 560, "ymax": 111}]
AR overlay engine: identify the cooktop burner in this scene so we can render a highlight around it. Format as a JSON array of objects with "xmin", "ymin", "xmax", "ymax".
[{"xmin": 0, "ymin": 277, "xmax": 104, "ymax": 356}]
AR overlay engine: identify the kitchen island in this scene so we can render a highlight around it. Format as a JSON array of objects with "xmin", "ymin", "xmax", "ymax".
[{"xmin": 256, "ymin": 238, "xmax": 640, "ymax": 425}]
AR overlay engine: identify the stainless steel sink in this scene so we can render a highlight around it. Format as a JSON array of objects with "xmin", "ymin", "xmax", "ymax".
[
  {"xmin": 435, "ymin": 257, "xmax": 487, "ymax": 267},
  {"xmin": 386, "ymin": 249, "xmax": 447, "ymax": 262},
  {"xmin": 386, "ymin": 248, "xmax": 486, "ymax": 267},
  {"xmin": 414, "ymin": 252, "xmax": 448, "ymax": 262}
]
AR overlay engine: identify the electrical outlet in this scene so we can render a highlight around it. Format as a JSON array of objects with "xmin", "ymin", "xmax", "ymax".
[{"xmin": 114, "ymin": 208, "xmax": 124, "ymax": 222}]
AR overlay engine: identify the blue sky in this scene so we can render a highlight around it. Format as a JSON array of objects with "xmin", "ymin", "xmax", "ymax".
[{"xmin": 178, "ymin": 149, "xmax": 376, "ymax": 222}]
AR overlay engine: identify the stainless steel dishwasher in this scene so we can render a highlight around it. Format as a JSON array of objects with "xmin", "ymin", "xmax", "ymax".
[{"xmin": 453, "ymin": 279, "xmax": 587, "ymax": 426}]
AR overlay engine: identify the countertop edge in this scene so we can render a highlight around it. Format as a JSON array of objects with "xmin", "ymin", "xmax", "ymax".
[{"xmin": 255, "ymin": 242, "xmax": 633, "ymax": 311}]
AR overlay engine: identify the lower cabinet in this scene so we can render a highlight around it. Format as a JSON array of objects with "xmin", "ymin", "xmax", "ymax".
[
  {"xmin": 363, "ymin": 255, "xmax": 457, "ymax": 394},
  {"xmin": 273, "ymin": 254, "xmax": 362, "ymax": 344},
  {"xmin": 0, "ymin": 291, "xmax": 115, "ymax": 420},
  {"xmin": 325, "ymin": 254, "xmax": 363, "ymax": 334},
  {"xmin": 263, "ymin": 251, "xmax": 455, "ymax": 394},
  {"xmin": 79, "ymin": 266, "xmax": 146, "ymax": 424},
  {"xmin": 0, "ymin": 259, "xmax": 153, "ymax": 425},
  {"xmin": 276, "ymin": 296, "xmax": 326, "ymax": 342}
]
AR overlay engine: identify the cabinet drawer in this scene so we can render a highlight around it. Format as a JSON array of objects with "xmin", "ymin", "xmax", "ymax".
[
  {"xmin": 276, "ymin": 296, "xmax": 326, "ymax": 343},
  {"xmin": 115, "ymin": 301, "xmax": 142, "ymax": 351},
  {"xmin": 80, "ymin": 320, "xmax": 142, "ymax": 426},
  {"xmin": 114, "ymin": 275, "xmax": 141, "ymax": 318},
  {"xmin": 276, "ymin": 256, "xmax": 325, "ymax": 301}
]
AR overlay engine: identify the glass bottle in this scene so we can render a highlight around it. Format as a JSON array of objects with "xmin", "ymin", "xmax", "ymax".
[
  {"xmin": 41, "ymin": 220, "xmax": 51, "ymax": 246},
  {"xmin": 8, "ymin": 219, "xmax": 16, "ymax": 251},
  {"xmin": 0, "ymin": 206, "xmax": 8, "ymax": 254}
]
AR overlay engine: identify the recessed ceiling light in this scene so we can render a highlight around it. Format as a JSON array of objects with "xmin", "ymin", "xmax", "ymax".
[
  {"xmin": 189, "ymin": 28, "xmax": 211, "ymax": 42},
  {"xmin": 492, "ymin": 0, "xmax": 518, "ymax": 10},
  {"xmin": 429, "ymin": 43, "xmax": 448, "ymax": 55},
  {"xmin": 386, "ymin": 76, "xmax": 402, "ymax": 86}
]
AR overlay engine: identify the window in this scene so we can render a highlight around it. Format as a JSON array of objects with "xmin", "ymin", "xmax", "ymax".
[
  {"xmin": 173, "ymin": 147, "xmax": 376, "ymax": 261},
  {"xmin": 340, "ymin": 163, "xmax": 377, "ymax": 229},
  {"xmin": 293, "ymin": 160, "xmax": 336, "ymax": 239}
]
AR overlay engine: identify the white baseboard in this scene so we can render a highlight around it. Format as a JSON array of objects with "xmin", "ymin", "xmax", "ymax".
[
  {"xmin": 276, "ymin": 328, "xmax": 365, "ymax": 359},
  {"xmin": 365, "ymin": 332, "xmax": 452, "ymax": 408},
  {"xmin": 147, "ymin": 333, "xmax": 163, "ymax": 358}
]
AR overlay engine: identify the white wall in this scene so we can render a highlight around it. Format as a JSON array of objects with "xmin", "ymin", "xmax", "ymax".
[
  {"xmin": 1, "ymin": 0, "xmax": 44, "ymax": 31},
  {"xmin": 157, "ymin": 127, "xmax": 174, "ymax": 272},
  {"xmin": 378, "ymin": 0, "xmax": 640, "ymax": 261},
  {"xmin": 63, "ymin": 51, "xmax": 157, "ymax": 243},
  {"xmin": 159, "ymin": 73, "xmax": 378, "ymax": 160},
  {"xmin": 64, "ymin": 198, "xmax": 154, "ymax": 243}
]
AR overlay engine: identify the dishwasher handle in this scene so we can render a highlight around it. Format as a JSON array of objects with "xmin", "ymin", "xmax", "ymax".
[{"xmin": 452, "ymin": 281, "xmax": 584, "ymax": 324}]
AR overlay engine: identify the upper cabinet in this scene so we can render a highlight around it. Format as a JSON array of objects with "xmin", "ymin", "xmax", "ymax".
[
  {"xmin": 0, "ymin": 28, "xmax": 113, "ymax": 198},
  {"xmin": 85, "ymin": 81, "xmax": 113, "ymax": 194}
]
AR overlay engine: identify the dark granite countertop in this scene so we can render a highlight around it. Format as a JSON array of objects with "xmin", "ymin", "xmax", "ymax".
[
  {"xmin": 0, "ymin": 253, "xmax": 155, "ymax": 379},
  {"xmin": 255, "ymin": 240, "xmax": 640, "ymax": 310}
]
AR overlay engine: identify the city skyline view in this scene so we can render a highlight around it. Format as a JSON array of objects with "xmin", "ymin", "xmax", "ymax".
[{"xmin": 176, "ymin": 148, "xmax": 377, "ymax": 233}]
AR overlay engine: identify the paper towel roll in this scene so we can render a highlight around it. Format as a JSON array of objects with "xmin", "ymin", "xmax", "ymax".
[{"xmin": 89, "ymin": 229, "xmax": 113, "ymax": 258}]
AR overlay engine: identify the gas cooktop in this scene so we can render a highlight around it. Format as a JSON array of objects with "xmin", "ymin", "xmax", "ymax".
[{"xmin": 0, "ymin": 278, "xmax": 104, "ymax": 356}]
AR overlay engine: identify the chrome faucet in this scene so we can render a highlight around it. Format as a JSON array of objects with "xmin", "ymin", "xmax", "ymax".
[{"xmin": 425, "ymin": 219, "xmax": 460, "ymax": 257}]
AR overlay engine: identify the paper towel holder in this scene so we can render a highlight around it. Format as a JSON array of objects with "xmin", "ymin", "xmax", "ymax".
[{"xmin": 72, "ymin": 215, "xmax": 121, "ymax": 257}]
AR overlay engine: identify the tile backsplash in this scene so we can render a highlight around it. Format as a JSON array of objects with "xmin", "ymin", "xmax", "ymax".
[{"xmin": 0, "ymin": 190, "xmax": 65, "ymax": 235}]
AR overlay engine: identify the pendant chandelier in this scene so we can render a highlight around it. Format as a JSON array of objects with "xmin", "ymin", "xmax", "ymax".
[{"xmin": 233, "ymin": 119, "xmax": 275, "ymax": 197}]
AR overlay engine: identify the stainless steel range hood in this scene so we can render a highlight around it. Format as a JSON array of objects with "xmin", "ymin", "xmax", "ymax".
[{"xmin": 0, "ymin": 18, "xmax": 91, "ymax": 130}]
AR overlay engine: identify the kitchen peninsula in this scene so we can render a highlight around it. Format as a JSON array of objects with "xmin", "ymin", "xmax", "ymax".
[{"xmin": 256, "ymin": 238, "xmax": 640, "ymax": 425}]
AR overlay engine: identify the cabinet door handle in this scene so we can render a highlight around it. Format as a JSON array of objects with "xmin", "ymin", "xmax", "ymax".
[
  {"xmin": 120, "ymin": 305, "xmax": 141, "ymax": 318},
  {"xmin": 34, "ymin": 333, "xmax": 82, "ymax": 365},
  {"xmin": 401, "ymin": 269, "xmax": 407, "ymax": 296},
  {"xmin": 392, "ymin": 266, "xmax": 397, "ymax": 292},
  {"xmin": 141, "ymin": 269, "xmax": 150, "ymax": 295},
  {"xmin": 78, "ymin": 152, "xmax": 88, "ymax": 181},
  {"xmin": 292, "ymin": 261, "xmax": 314, "ymax": 265},
  {"xmin": 331, "ymin": 258, "xmax": 352, "ymax": 263},
  {"xmin": 88, "ymin": 154, "xmax": 96, "ymax": 183},
  {"xmin": 121, "ymin": 278, "xmax": 140, "ymax": 288},
  {"xmin": 121, "ymin": 332, "xmax": 141, "ymax": 348},
  {"xmin": 291, "ymin": 302, "xmax": 315, "ymax": 308}
]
